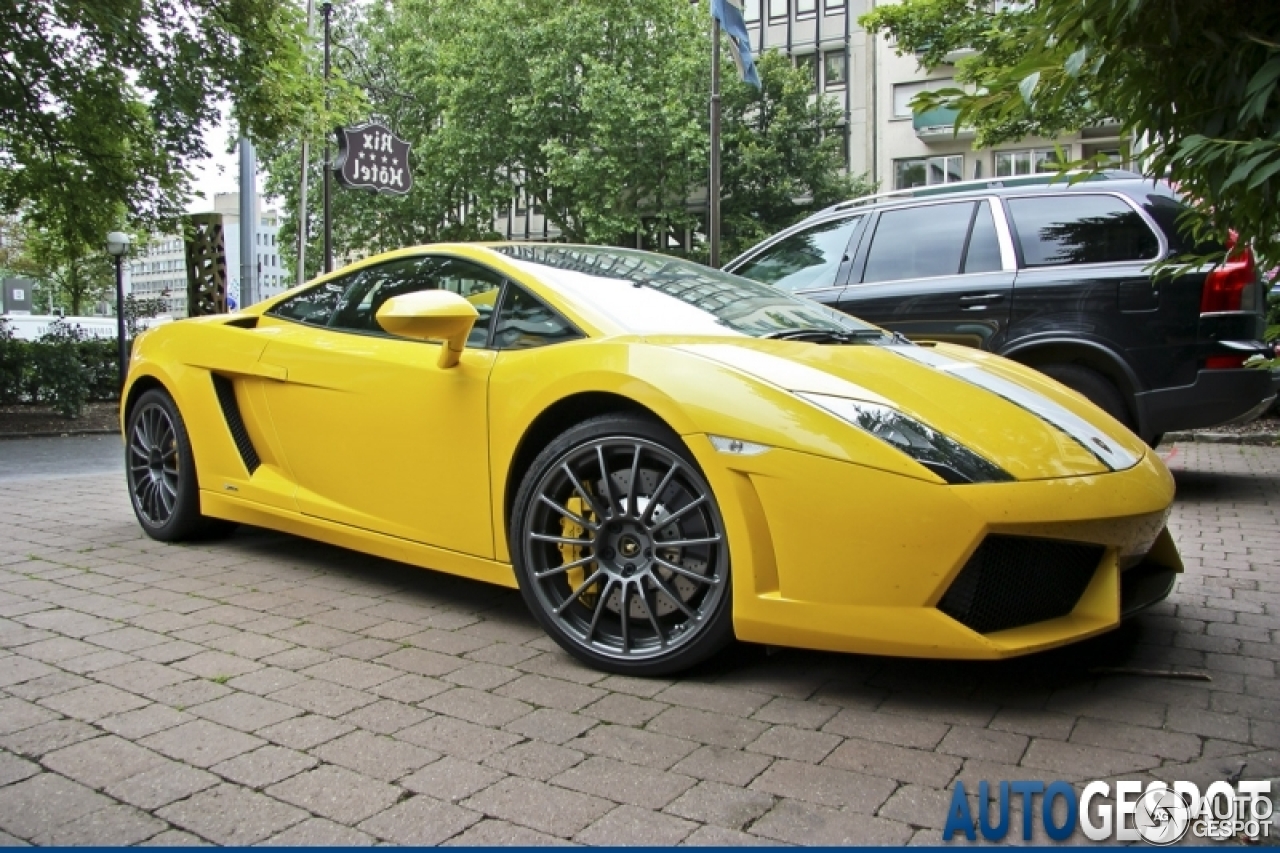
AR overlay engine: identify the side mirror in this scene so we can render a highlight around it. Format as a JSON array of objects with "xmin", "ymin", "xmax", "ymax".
[{"xmin": 376, "ymin": 290, "xmax": 478, "ymax": 368}]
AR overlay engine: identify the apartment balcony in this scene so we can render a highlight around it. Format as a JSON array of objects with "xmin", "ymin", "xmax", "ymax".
[{"xmin": 913, "ymin": 105, "xmax": 975, "ymax": 144}]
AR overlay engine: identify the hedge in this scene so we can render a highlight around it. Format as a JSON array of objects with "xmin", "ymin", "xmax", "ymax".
[{"xmin": 0, "ymin": 318, "xmax": 124, "ymax": 418}]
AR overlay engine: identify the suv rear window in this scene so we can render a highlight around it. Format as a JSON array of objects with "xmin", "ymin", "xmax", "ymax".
[{"xmin": 1007, "ymin": 194, "xmax": 1160, "ymax": 267}]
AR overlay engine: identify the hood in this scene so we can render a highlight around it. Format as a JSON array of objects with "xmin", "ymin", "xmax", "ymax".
[{"xmin": 669, "ymin": 337, "xmax": 1147, "ymax": 482}]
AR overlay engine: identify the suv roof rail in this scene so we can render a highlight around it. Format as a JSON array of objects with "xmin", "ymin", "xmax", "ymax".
[{"xmin": 817, "ymin": 169, "xmax": 1146, "ymax": 216}]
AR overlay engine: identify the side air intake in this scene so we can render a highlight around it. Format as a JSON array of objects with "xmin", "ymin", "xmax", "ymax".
[{"xmin": 211, "ymin": 374, "xmax": 261, "ymax": 475}]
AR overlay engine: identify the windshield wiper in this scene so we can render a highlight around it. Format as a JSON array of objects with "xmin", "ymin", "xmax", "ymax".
[{"xmin": 761, "ymin": 328, "xmax": 885, "ymax": 343}]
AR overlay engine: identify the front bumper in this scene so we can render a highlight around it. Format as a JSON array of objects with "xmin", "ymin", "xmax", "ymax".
[
  {"xmin": 688, "ymin": 437, "xmax": 1180, "ymax": 660},
  {"xmin": 1136, "ymin": 366, "xmax": 1278, "ymax": 436}
]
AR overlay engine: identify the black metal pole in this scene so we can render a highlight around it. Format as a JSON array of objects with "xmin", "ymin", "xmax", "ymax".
[
  {"xmin": 709, "ymin": 18, "xmax": 722, "ymax": 269},
  {"xmin": 114, "ymin": 255, "xmax": 127, "ymax": 390},
  {"xmin": 322, "ymin": 1, "xmax": 334, "ymax": 273}
]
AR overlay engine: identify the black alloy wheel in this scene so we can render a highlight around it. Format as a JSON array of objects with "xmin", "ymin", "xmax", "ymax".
[
  {"xmin": 125, "ymin": 388, "xmax": 233, "ymax": 542},
  {"xmin": 512, "ymin": 415, "xmax": 734, "ymax": 675}
]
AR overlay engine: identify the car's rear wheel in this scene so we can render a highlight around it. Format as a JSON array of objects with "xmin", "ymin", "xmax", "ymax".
[
  {"xmin": 1040, "ymin": 364, "xmax": 1133, "ymax": 431},
  {"xmin": 511, "ymin": 415, "xmax": 734, "ymax": 676},
  {"xmin": 126, "ymin": 388, "xmax": 235, "ymax": 542}
]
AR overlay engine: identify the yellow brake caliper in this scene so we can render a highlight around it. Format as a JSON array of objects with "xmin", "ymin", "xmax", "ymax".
[{"xmin": 559, "ymin": 494, "xmax": 598, "ymax": 606}]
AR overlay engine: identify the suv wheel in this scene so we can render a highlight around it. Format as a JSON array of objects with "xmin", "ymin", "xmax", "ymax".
[{"xmin": 1040, "ymin": 364, "xmax": 1133, "ymax": 431}]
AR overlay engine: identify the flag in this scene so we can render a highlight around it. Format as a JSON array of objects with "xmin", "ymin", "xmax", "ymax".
[{"xmin": 711, "ymin": 0, "xmax": 761, "ymax": 88}]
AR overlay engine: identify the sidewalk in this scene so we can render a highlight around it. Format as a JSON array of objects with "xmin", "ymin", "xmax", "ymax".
[{"xmin": 0, "ymin": 442, "xmax": 1276, "ymax": 844}]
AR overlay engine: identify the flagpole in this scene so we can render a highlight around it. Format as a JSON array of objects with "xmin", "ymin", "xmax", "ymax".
[{"xmin": 709, "ymin": 16, "xmax": 722, "ymax": 269}]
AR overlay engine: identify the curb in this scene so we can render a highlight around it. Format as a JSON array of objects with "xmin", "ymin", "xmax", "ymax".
[
  {"xmin": 1164, "ymin": 431, "xmax": 1280, "ymax": 446},
  {"xmin": 0, "ymin": 428, "xmax": 119, "ymax": 441}
]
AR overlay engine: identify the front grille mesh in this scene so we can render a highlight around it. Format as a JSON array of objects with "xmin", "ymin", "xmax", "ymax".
[
  {"xmin": 211, "ymin": 374, "xmax": 260, "ymax": 475},
  {"xmin": 937, "ymin": 536, "xmax": 1104, "ymax": 634}
]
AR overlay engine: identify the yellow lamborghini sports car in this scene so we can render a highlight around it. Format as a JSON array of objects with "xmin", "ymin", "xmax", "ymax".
[{"xmin": 121, "ymin": 244, "xmax": 1181, "ymax": 675}]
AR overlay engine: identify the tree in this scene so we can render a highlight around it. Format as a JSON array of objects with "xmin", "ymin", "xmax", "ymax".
[
  {"xmin": 861, "ymin": 0, "xmax": 1280, "ymax": 260},
  {"xmin": 719, "ymin": 51, "xmax": 875, "ymax": 259},
  {"xmin": 1, "ymin": 0, "xmax": 318, "ymax": 248},
  {"xmin": 8, "ymin": 220, "xmax": 114, "ymax": 316}
]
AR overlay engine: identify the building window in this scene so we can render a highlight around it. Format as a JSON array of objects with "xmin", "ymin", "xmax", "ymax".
[
  {"xmin": 797, "ymin": 0, "xmax": 817, "ymax": 16},
  {"xmin": 823, "ymin": 50, "xmax": 847, "ymax": 89},
  {"xmin": 769, "ymin": 0, "xmax": 787, "ymax": 20},
  {"xmin": 744, "ymin": 0, "xmax": 760, "ymax": 22},
  {"xmin": 795, "ymin": 53, "xmax": 818, "ymax": 91},
  {"xmin": 825, "ymin": 0, "xmax": 846, "ymax": 12},
  {"xmin": 894, "ymin": 155, "xmax": 964, "ymax": 190},
  {"xmin": 892, "ymin": 79, "xmax": 951, "ymax": 119},
  {"xmin": 994, "ymin": 147, "xmax": 1065, "ymax": 177}
]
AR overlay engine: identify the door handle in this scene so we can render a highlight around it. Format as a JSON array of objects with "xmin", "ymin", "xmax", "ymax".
[{"xmin": 958, "ymin": 293, "xmax": 1004, "ymax": 303}]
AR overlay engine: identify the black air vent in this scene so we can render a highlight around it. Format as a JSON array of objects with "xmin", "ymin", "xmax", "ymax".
[
  {"xmin": 211, "ymin": 374, "xmax": 261, "ymax": 475},
  {"xmin": 937, "ymin": 536, "xmax": 1104, "ymax": 634}
]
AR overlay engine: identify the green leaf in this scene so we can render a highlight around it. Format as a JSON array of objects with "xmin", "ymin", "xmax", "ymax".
[
  {"xmin": 1064, "ymin": 46, "xmax": 1089, "ymax": 77},
  {"xmin": 1018, "ymin": 71, "xmax": 1041, "ymax": 105}
]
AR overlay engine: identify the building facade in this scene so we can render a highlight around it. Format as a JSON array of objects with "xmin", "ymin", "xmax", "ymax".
[{"xmin": 129, "ymin": 193, "xmax": 286, "ymax": 317}]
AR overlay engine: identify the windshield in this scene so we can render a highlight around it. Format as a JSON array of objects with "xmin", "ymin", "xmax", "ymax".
[{"xmin": 493, "ymin": 245, "xmax": 881, "ymax": 339}]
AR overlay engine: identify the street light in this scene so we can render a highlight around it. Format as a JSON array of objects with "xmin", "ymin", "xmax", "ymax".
[{"xmin": 105, "ymin": 231, "xmax": 131, "ymax": 392}]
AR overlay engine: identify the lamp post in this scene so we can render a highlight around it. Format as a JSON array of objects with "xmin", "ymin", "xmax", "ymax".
[{"xmin": 105, "ymin": 231, "xmax": 132, "ymax": 391}]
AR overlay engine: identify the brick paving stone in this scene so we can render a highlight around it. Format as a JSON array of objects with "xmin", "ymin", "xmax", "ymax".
[
  {"xmin": 135, "ymin": 828, "xmax": 211, "ymax": 846},
  {"xmin": 568, "ymin": 722, "xmax": 700, "ymax": 770},
  {"xmin": 442, "ymin": 661, "xmax": 522, "ymax": 690},
  {"xmin": 355, "ymin": 794, "xmax": 481, "ymax": 845},
  {"xmin": 750, "ymin": 759, "xmax": 897, "ymax": 813},
  {"xmin": 209, "ymin": 745, "xmax": 318, "ymax": 788},
  {"xmin": 422, "ymin": 685, "xmax": 534, "ymax": 727},
  {"xmin": 0, "ymin": 719, "xmax": 99, "ymax": 758},
  {"xmin": 1068, "ymin": 718, "xmax": 1201, "ymax": 762},
  {"xmin": 267, "ymin": 764, "xmax": 402, "ymax": 825},
  {"xmin": 370, "ymin": 672, "xmax": 451, "ymax": 703},
  {"xmin": 60, "ymin": 649, "xmax": 138, "ymax": 674},
  {"xmin": 0, "ymin": 773, "xmax": 114, "ymax": 841},
  {"xmin": 103, "ymin": 762, "xmax": 220, "ymax": 810},
  {"xmin": 748, "ymin": 725, "xmax": 843, "ymax": 763},
  {"xmin": 0, "ymin": 656, "xmax": 57, "ymax": 688},
  {"xmin": 1020, "ymin": 738, "xmax": 1161, "ymax": 779},
  {"xmin": 93, "ymin": 660, "xmax": 192, "ymax": 694},
  {"xmin": 444, "ymin": 817, "xmax": 574, "ymax": 846},
  {"xmin": 397, "ymin": 715, "xmax": 523, "ymax": 761},
  {"xmin": 753, "ymin": 696, "xmax": 841, "ymax": 730},
  {"xmin": 504, "ymin": 708, "xmax": 596, "ymax": 745},
  {"xmin": 29, "ymin": 803, "xmax": 166, "ymax": 846},
  {"xmin": 576, "ymin": 803, "xmax": 698, "ymax": 845},
  {"xmin": 649, "ymin": 706, "xmax": 769, "ymax": 749},
  {"xmin": 496, "ymin": 673, "xmax": 606, "ymax": 711},
  {"xmin": 266, "ymin": 678, "xmax": 377, "ymax": 717},
  {"xmin": 299, "ymin": 657, "xmax": 399, "ymax": 690},
  {"xmin": 172, "ymin": 650, "xmax": 263, "ymax": 680},
  {"xmin": 43, "ymin": 735, "xmax": 168, "ymax": 788},
  {"xmin": 671, "ymin": 744, "xmax": 774, "ymax": 786},
  {"xmin": 143, "ymin": 678, "xmax": 232, "ymax": 708},
  {"xmin": 664, "ymin": 780, "xmax": 776, "ymax": 829},
  {"xmin": 0, "ymin": 697, "xmax": 60, "ymax": 735},
  {"xmin": 683, "ymin": 823, "xmax": 787, "ymax": 845},
  {"xmin": 0, "ymin": 751, "xmax": 40, "ymax": 787},
  {"xmin": 261, "ymin": 816, "xmax": 376, "ymax": 846},
  {"xmin": 483, "ymin": 739, "xmax": 584, "ymax": 781},
  {"xmin": 987, "ymin": 708, "xmax": 1077, "ymax": 741},
  {"xmin": 401, "ymin": 756, "xmax": 506, "ymax": 802},
  {"xmin": 223, "ymin": 666, "xmax": 307, "ymax": 696},
  {"xmin": 463, "ymin": 642, "xmax": 542, "ymax": 668},
  {"xmin": 655, "ymin": 682, "xmax": 772, "ymax": 718},
  {"xmin": 581, "ymin": 692, "xmax": 668, "ymax": 726},
  {"xmin": 139, "ymin": 719, "xmax": 264, "ymax": 768},
  {"xmin": 186, "ymin": 692, "xmax": 302, "ymax": 732},
  {"xmin": 158, "ymin": 783, "xmax": 307, "ymax": 844},
  {"xmin": 339, "ymin": 698, "xmax": 430, "ymax": 734},
  {"xmin": 4, "ymin": 670, "xmax": 92, "ymax": 701},
  {"xmin": 822, "ymin": 707, "xmax": 950, "ymax": 749},
  {"xmin": 554, "ymin": 755, "xmax": 695, "ymax": 809},
  {"xmin": 824, "ymin": 737, "xmax": 962, "ymax": 788},
  {"xmin": 751, "ymin": 798, "xmax": 913, "ymax": 846},
  {"xmin": 462, "ymin": 775, "xmax": 613, "ymax": 837},
  {"xmin": 375, "ymin": 646, "xmax": 467, "ymax": 677},
  {"xmin": 256, "ymin": 714, "xmax": 354, "ymax": 751},
  {"xmin": 312, "ymin": 730, "xmax": 439, "ymax": 781},
  {"xmin": 877, "ymin": 783, "xmax": 955, "ymax": 830},
  {"xmin": 938, "ymin": 724, "xmax": 1030, "ymax": 764}
]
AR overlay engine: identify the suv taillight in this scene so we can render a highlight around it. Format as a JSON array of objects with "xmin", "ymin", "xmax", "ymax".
[{"xmin": 1200, "ymin": 232, "xmax": 1257, "ymax": 313}]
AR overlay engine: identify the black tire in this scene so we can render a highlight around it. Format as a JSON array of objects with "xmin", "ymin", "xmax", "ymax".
[
  {"xmin": 510, "ymin": 414, "xmax": 734, "ymax": 676},
  {"xmin": 1039, "ymin": 364, "xmax": 1134, "ymax": 431},
  {"xmin": 125, "ymin": 388, "xmax": 236, "ymax": 542}
]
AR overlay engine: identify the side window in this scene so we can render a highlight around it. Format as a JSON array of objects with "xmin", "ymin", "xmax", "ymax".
[
  {"xmin": 492, "ymin": 283, "xmax": 581, "ymax": 350},
  {"xmin": 861, "ymin": 202, "xmax": 975, "ymax": 283},
  {"xmin": 1006, "ymin": 194, "xmax": 1160, "ymax": 267},
  {"xmin": 329, "ymin": 256, "xmax": 502, "ymax": 346},
  {"xmin": 267, "ymin": 277, "xmax": 350, "ymax": 326},
  {"xmin": 963, "ymin": 202, "xmax": 1003, "ymax": 274},
  {"xmin": 732, "ymin": 215, "xmax": 862, "ymax": 292}
]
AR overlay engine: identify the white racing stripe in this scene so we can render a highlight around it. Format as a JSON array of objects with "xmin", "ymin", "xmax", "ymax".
[{"xmin": 890, "ymin": 346, "xmax": 1140, "ymax": 472}]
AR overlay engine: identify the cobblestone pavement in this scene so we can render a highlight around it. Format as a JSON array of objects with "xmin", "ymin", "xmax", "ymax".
[{"xmin": 0, "ymin": 441, "xmax": 1276, "ymax": 846}]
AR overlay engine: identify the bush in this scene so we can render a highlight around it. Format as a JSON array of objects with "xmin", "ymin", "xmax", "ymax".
[
  {"xmin": 29, "ymin": 320, "xmax": 90, "ymax": 418},
  {"xmin": 0, "ymin": 318, "xmax": 24, "ymax": 404}
]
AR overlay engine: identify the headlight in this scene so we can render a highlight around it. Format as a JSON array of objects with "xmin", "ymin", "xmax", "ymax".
[{"xmin": 798, "ymin": 393, "xmax": 1013, "ymax": 485}]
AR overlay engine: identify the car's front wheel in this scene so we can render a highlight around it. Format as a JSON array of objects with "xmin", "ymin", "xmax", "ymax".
[
  {"xmin": 125, "ymin": 388, "xmax": 234, "ymax": 542},
  {"xmin": 511, "ymin": 415, "xmax": 734, "ymax": 676}
]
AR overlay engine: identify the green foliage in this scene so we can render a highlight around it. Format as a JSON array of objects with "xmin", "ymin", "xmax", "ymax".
[
  {"xmin": 6, "ymin": 218, "xmax": 116, "ymax": 315},
  {"xmin": 28, "ymin": 321, "xmax": 90, "ymax": 419},
  {"xmin": 861, "ymin": 0, "xmax": 1280, "ymax": 262},
  {"xmin": 266, "ymin": 0, "xmax": 867, "ymax": 276},
  {"xmin": 0, "ymin": 318, "xmax": 22, "ymax": 404},
  {"xmin": 1, "ymin": 0, "xmax": 318, "ymax": 251},
  {"xmin": 720, "ymin": 51, "xmax": 876, "ymax": 259}
]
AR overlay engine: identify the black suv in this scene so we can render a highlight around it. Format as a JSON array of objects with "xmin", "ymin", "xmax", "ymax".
[{"xmin": 725, "ymin": 171, "xmax": 1279, "ymax": 443}]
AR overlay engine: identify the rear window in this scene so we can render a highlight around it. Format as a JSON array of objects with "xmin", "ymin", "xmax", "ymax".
[{"xmin": 1007, "ymin": 194, "xmax": 1160, "ymax": 267}]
